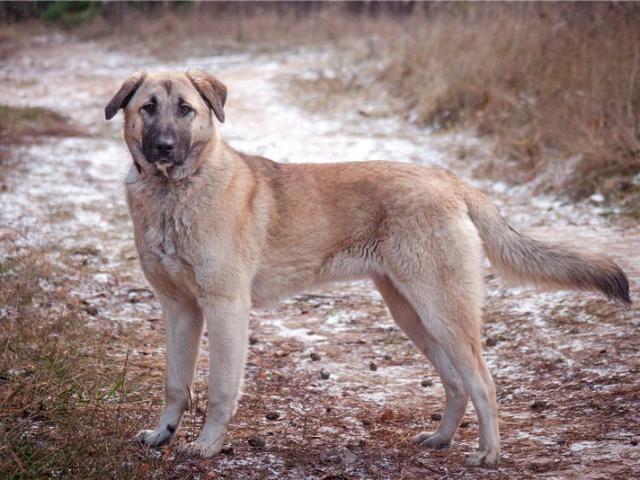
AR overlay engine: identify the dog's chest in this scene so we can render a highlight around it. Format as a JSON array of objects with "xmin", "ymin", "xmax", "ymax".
[
  {"xmin": 138, "ymin": 209, "xmax": 199, "ymax": 297},
  {"xmin": 145, "ymin": 211, "xmax": 179, "ymax": 257}
]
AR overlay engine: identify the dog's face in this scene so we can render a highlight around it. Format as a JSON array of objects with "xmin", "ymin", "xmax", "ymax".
[{"xmin": 105, "ymin": 70, "xmax": 226, "ymax": 181}]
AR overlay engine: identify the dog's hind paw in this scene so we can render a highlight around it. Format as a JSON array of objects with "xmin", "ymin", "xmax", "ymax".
[
  {"xmin": 177, "ymin": 438, "xmax": 223, "ymax": 458},
  {"xmin": 412, "ymin": 431, "xmax": 451, "ymax": 449},
  {"xmin": 465, "ymin": 447, "xmax": 499, "ymax": 466},
  {"xmin": 135, "ymin": 428, "xmax": 173, "ymax": 447}
]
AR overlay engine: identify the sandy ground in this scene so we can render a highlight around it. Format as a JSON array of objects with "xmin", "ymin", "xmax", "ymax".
[{"xmin": 1, "ymin": 36, "xmax": 639, "ymax": 479}]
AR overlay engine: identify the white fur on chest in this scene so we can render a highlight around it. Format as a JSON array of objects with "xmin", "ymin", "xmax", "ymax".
[{"xmin": 128, "ymin": 183, "xmax": 200, "ymax": 298}]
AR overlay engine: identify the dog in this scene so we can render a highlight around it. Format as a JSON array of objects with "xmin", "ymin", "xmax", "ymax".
[{"xmin": 105, "ymin": 70, "xmax": 630, "ymax": 466}]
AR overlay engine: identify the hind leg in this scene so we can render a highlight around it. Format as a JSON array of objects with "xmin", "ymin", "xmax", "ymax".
[
  {"xmin": 374, "ymin": 275, "xmax": 468, "ymax": 449},
  {"xmin": 390, "ymin": 276, "xmax": 500, "ymax": 466},
  {"xmin": 383, "ymin": 215, "xmax": 500, "ymax": 465}
]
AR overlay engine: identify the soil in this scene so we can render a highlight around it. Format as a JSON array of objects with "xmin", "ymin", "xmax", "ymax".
[{"xmin": 1, "ymin": 35, "xmax": 638, "ymax": 479}]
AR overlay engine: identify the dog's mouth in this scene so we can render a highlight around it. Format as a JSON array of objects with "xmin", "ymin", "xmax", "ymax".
[
  {"xmin": 148, "ymin": 155, "xmax": 185, "ymax": 176},
  {"xmin": 155, "ymin": 161, "xmax": 174, "ymax": 177}
]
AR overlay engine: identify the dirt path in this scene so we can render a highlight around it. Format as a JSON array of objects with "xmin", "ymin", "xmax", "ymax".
[{"xmin": 1, "ymin": 37, "xmax": 638, "ymax": 479}]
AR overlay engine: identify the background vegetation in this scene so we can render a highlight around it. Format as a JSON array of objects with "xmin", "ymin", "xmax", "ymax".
[{"xmin": 2, "ymin": 1, "xmax": 638, "ymax": 204}]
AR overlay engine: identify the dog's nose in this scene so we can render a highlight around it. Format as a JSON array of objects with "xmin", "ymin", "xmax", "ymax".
[{"xmin": 154, "ymin": 137, "xmax": 174, "ymax": 157}]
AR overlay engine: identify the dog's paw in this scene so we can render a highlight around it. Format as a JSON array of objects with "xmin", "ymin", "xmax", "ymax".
[
  {"xmin": 135, "ymin": 427, "xmax": 173, "ymax": 447},
  {"xmin": 465, "ymin": 447, "xmax": 499, "ymax": 466},
  {"xmin": 412, "ymin": 431, "xmax": 451, "ymax": 450},
  {"xmin": 177, "ymin": 438, "xmax": 224, "ymax": 458}
]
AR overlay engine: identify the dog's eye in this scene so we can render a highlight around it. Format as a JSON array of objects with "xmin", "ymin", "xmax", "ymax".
[
  {"xmin": 142, "ymin": 103, "xmax": 156, "ymax": 115},
  {"xmin": 179, "ymin": 104, "xmax": 193, "ymax": 117}
]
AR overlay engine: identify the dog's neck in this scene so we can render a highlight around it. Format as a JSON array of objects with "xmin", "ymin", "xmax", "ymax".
[{"xmin": 127, "ymin": 138, "xmax": 237, "ymax": 203}]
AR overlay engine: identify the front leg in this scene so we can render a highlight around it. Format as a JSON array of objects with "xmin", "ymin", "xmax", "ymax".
[
  {"xmin": 136, "ymin": 294, "xmax": 203, "ymax": 447},
  {"xmin": 179, "ymin": 293, "xmax": 250, "ymax": 457}
]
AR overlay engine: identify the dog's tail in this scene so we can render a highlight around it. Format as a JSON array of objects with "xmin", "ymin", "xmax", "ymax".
[{"xmin": 462, "ymin": 185, "xmax": 631, "ymax": 304}]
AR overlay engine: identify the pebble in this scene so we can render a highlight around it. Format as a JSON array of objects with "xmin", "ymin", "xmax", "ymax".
[
  {"xmin": 460, "ymin": 421, "xmax": 471, "ymax": 428},
  {"xmin": 84, "ymin": 305, "xmax": 98, "ymax": 316},
  {"xmin": 531, "ymin": 399, "xmax": 549, "ymax": 411},
  {"xmin": 430, "ymin": 413, "xmax": 442, "ymax": 421},
  {"xmin": 530, "ymin": 458, "xmax": 555, "ymax": 472},
  {"xmin": 369, "ymin": 361, "xmax": 377, "ymax": 371},
  {"xmin": 421, "ymin": 379, "xmax": 433, "ymax": 387},
  {"xmin": 249, "ymin": 335, "xmax": 258, "ymax": 345},
  {"xmin": 248, "ymin": 436, "xmax": 265, "ymax": 449},
  {"xmin": 310, "ymin": 352, "xmax": 321, "ymax": 361},
  {"xmin": 265, "ymin": 411, "xmax": 280, "ymax": 421},
  {"xmin": 320, "ymin": 368, "xmax": 330, "ymax": 380},
  {"xmin": 485, "ymin": 336, "xmax": 498, "ymax": 347}
]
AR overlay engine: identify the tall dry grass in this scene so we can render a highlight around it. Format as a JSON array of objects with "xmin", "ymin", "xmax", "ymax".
[
  {"xmin": 378, "ymin": 3, "xmax": 640, "ymax": 201},
  {"xmin": 0, "ymin": 243, "xmax": 163, "ymax": 478}
]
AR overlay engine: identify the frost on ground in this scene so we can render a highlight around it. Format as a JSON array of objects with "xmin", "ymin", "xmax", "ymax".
[{"xmin": 1, "ymin": 36, "xmax": 638, "ymax": 479}]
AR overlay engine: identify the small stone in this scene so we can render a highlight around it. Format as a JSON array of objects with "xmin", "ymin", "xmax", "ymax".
[
  {"xmin": 369, "ymin": 361, "xmax": 377, "ymax": 371},
  {"xmin": 249, "ymin": 335, "xmax": 258, "ymax": 345},
  {"xmin": 421, "ymin": 379, "xmax": 433, "ymax": 387},
  {"xmin": 531, "ymin": 400, "xmax": 549, "ymax": 411},
  {"xmin": 430, "ymin": 413, "xmax": 442, "ymax": 422},
  {"xmin": 248, "ymin": 436, "xmax": 265, "ymax": 449},
  {"xmin": 530, "ymin": 458, "xmax": 555, "ymax": 472},
  {"xmin": 320, "ymin": 368, "xmax": 330, "ymax": 380},
  {"xmin": 84, "ymin": 305, "xmax": 98, "ymax": 316},
  {"xmin": 630, "ymin": 439, "xmax": 638, "ymax": 446},
  {"xmin": 378, "ymin": 408, "xmax": 394, "ymax": 422},
  {"xmin": 460, "ymin": 421, "xmax": 471, "ymax": 428},
  {"xmin": 362, "ymin": 418, "xmax": 372, "ymax": 427},
  {"xmin": 265, "ymin": 411, "xmax": 280, "ymax": 421},
  {"xmin": 310, "ymin": 352, "xmax": 321, "ymax": 361},
  {"xmin": 485, "ymin": 336, "xmax": 498, "ymax": 347}
]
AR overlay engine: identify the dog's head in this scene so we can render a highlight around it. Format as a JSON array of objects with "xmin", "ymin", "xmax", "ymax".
[{"xmin": 105, "ymin": 70, "xmax": 226, "ymax": 181}]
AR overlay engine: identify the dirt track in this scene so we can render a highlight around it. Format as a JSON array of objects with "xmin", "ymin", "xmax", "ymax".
[{"xmin": 1, "ymin": 36, "xmax": 639, "ymax": 479}]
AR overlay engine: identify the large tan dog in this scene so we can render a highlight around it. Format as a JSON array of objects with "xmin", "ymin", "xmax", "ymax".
[{"xmin": 105, "ymin": 70, "xmax": 630, "ymax": 466}]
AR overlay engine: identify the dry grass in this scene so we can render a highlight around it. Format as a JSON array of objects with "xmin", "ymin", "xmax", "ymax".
[
  {"xmin": 0, "ymin": 105, "xmax": 85, "ymax": 180},
  {"xmin": 382, "ymin": 4, "xmax": 640, "ymax": 202},
  {"xmin": 67, "ymin": 5, "xmax": 389, "ymax": 60},
  {"xmin": 0, "ymin": 105, "xmax": 82, "ymax": 143},
  {"xmin": 0, "ymin": 242, "xmax": 163, "ymax": 479},
  {"xmin": 292, "ymin": 3, "xmax": 640, "ymax": 205}
]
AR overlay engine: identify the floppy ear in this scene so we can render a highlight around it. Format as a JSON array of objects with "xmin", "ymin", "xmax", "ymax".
[
  {"xmin": 105, "ymin": 72, "xmax": 146, "ymax": 121},
  {"xmin": 186, "ymin": 69, "xmax": 227, "ymax": 123}
]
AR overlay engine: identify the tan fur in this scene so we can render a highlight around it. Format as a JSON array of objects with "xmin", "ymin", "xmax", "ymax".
[{"xmin": 107, "ymin": 71, "xmax": 630, "ymax": 466}]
